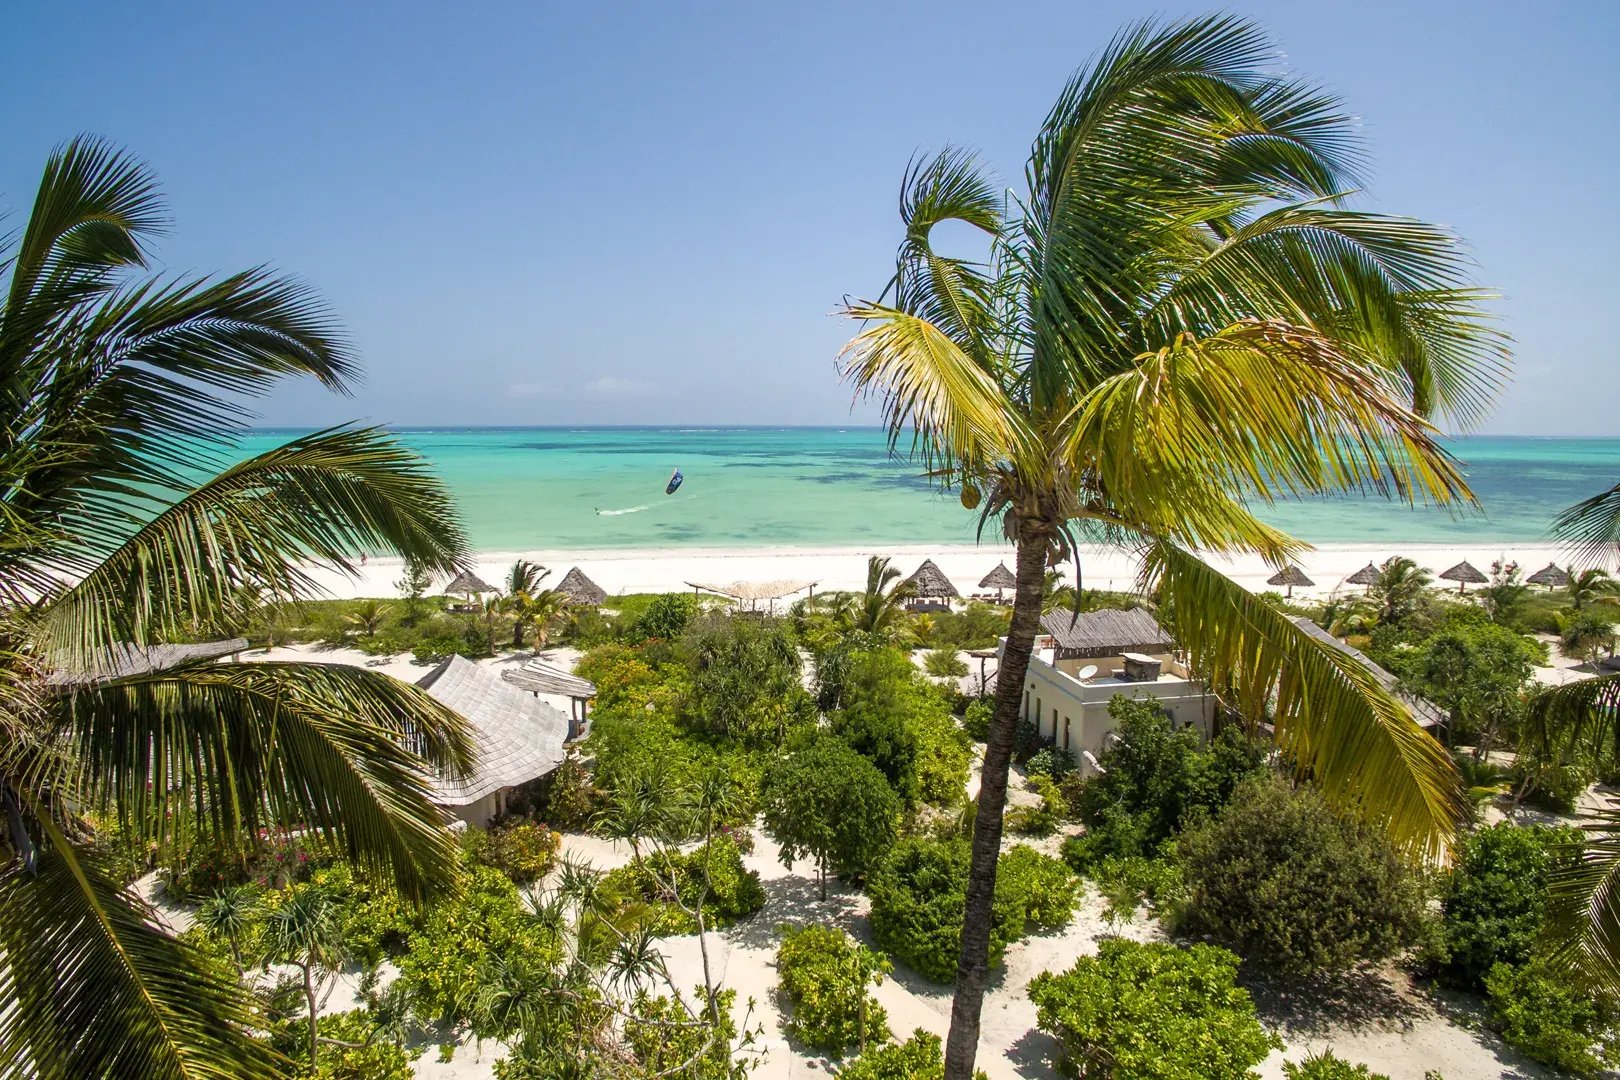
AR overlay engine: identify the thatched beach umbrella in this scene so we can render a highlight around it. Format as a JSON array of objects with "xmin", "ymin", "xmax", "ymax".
[
  {"xmin": 905, "ymin": 559, "xmax": 961, "ymax": 606},
  {"xmin": 1345, "ymin": 562, "xmax": 1381, "ymax": 591},
  {"xmin": 1526, "ymin": 562, "xmax": 1570, "ymax": 590},
  {"xmin": 555, "ymin": 566, "xmax": 607, "ymax": 607},
  {"xmin": 1266, "ymin": 565, "xmax": 1314, "ymax": 599},
  {"xmin": 979, "ymin": 562, "xmax": 1017, "ymax": 602},
  {"xmin": 443, "ymin": 568, "xmax": 497, "ymax": 598},
  {"xmin": 1439, "ymin": 560, "xmax": 1487, "ymax": 594}
]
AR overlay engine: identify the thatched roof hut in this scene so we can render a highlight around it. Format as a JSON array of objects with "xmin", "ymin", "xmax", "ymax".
[
  {"xmin": 1266, "ymin": 565, "xmax": 1314, "ymax": 598},
  {"xmin": 905, "ymin": 559, "xmax": 960, "ymax": 599},
  {"xmin": 1439, "ymin": 560, "xmax": 1487, "ymax": 593},
  {"xmin": 1039, "ymin": 608, "xmax": 1173, "ymax": 660},
  {"xmin": 1345, "ymin": 562, "xmax": 1381, "ymax": 588},
  {"xmin": 555, "ymin": 566, "xmax": 607, "ymax": 607},
  {"xmin": 416, "ymin": 655, "xmax": 569, "ymax": 823},
  {"xmin": 444, "ymin": 569, "xmax": 497, "ymax": 598},
  {"xmin": 1527, "ymin": 562, "xmax": 1570, "ymax": 589},
  {"xmin": 979, "ymin": 562, "xmax": 1017, "ymax": 602}
]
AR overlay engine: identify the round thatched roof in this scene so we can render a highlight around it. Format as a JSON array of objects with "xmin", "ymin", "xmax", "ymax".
[
  {"xmin": 555, "ymin": 566, "xmax": 607, "ymax": 606},
  {"xmin": 1345, "ymin": 562, "xmax": 1381, "ymax": 586},
  {"xmin": 979, "ymin": 562, "xmax": 1017, "ymax": 590},
  {"xmin": 905, "ymin": 559, "xmax": 960, "ymax": 599},
  {"xmin": 1526, "ymin": 562, "xmax": 1570, "ymax": 588},
  {"xmin": 1267, "ymin": 565, "xmax": 1314, "ymax": 588},
  {"xmin": 444, "ymin": 568, "xmax": 497, "ymax": 597},
  {"xmin": 1439, "ymin": 560, "xmax": 1488, "ymax": 584}
]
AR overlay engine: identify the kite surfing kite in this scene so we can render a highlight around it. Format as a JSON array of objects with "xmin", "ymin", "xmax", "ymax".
[{"xmin": 665, "ymin": 467, "xmax": 684, "ymax": 494}]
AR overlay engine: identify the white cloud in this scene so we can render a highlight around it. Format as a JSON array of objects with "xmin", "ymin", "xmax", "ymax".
[{"xmin": 584, "ymin": 376, "xmax": 656, "ymax": 398}]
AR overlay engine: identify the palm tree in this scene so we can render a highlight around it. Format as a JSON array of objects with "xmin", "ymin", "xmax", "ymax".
[
  {"xmin": 0, "ymin": 137, "xmax": 477, "ymax": 1079},
  {"xmin": 518, "ymin": 589, "xmax": 569, "ymax": 654},
  {"xmin": 840, "ymin": 555, "xmax": 916, "ymax": 639},
  {"xmin": 343, "ymin": 599, "xmax": 392, "ymax": 638},
  {"xmin": 503, "ymin": 559, "xmax": 551, "ymax": 648},
  {"xmin": 838, "ymin": 18, "xmax": 1503, "ymax": 1075},
  {"xmin": 196, "ymin": 884, "xmax": 261, "ymax": 974},
  {"xmin": 1371, "ymin": 556, "xmax": 1434, "ymax": 625},
  {"xmin": 1567, "ymin": 568, "xmax": 1618, "ymax": 611},
  {"xmin": 258, "ymin": 887, "xmax": 345, "ymax": 1071}
]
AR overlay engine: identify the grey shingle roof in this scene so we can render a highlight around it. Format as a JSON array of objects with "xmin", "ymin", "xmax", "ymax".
[
  {"xmin": 501, "ymin": 657, "xmax": 596, "ymax": 699},
  {"xmin": 1040, "ymin": 608, "xmax": 1172, "ymax": 657},
  {"xmin": 416, "ymin": 655, "xmax": 569, "ymax": 806},
  {"xmin": 1291, "ymin": 618, "xmax": 1445, "ymax": 729},
  {"xmin": 47, "ymin": 638, "xmax": 250, "ymax": 685}
]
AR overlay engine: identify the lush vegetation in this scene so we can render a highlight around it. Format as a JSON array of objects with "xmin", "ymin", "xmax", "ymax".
[
  {"xmin": 775, "ymin": 925, "xmax": 891, "ymax": 1056},
  {"xmin": 1177, "ymin": 777, "xmax": 1424, "ymax": 976},
  {"xmin": 762, "ymin": 735, "xmax": 900, "ymax": 896},
  {"xmin": 1027, "ymin": 940, "xmax": 1280, "ymax": 1079},
  {"xmin": 1282, "ymin": 1052, "xmax": 1391, "ymax": 1080}
]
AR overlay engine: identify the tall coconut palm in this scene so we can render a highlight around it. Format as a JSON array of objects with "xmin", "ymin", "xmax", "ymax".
[
  {"xmin": 1567, "ymin": 568, "xmax": 1618, "ymax": 612},
  {"xmin": 842, "ymin": 555, "xmax": 916, "ymax": 639},
  {"xmin": 0, "ymin": 137, "xmax": 476, "ymax": 1079},
  {"xmin": 518, "ymin": 589, "xmax": 570, "ymax": 653},
  {"xmin": 838, "ymin": 18, "xmax": 1505, "ymax": 1075},
  {"xmin": 502, "ymin": 560, "xmax": 556, "ymax": 649}
]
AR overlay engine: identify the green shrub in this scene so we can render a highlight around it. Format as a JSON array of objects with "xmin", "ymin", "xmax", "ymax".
[
  {"xmin": 832, "ymin": 649, "xmax": 970, "ymax": 808},
  {"xmin": 308, "ymin": 1009, "xmax": 419, "ymax": 1079},
  {"xmin": 762, "ymin": 735, "xmax": 900, "ymax": 892},
  {"xmin": 681, "ymin": 615, "xmax": 815, "ymax": 745},
  {"xmin": 996, "ymin": 844, "xmax": 1080, "ymax": 929},
  {"xmin": 541, "ymin": 755, "xmax": 601, "ymax": 831},
  {"xmin": 1028, "ymin": 939, "xmax": 1279, "ymax": 1079},
  {"xmin": 466, "ymin": 820, "xmax": 561, "ymax": 885},
  {"xmin": 1025, "ymin": 747, "xmax": 1075, "ymax": 783},
  {"xmin": 627, "ymin": 592, "xmax": 698, "ymax": 642},
  {"xmin": 835, "ymin": 1029, "xmax": 968, "ymax": 1079},
  {"xmin": 961, "ymin": 698, "xmax": 993, "ymax": 741},
  {"xmin": 1485, "ymin": 960, "xmax": 1620, "ymax": 1077},
  {"xmin": 1062, "ymin": 843, "xmax": 1183, "ymax": 923},
  {"xmin": 1178, "ymin": 777, "xmax": 1422, "ymax": 976},
  {"xmin": 776, "ymin": 925, "xmax": 891, "ymax": 1055},
  {"xmin": 411, "ymin": 632, "xmax": 486, "ymax": 664},
  {"xmin": 1428, "ymin": 821, "xmax": 1583, "ymax": 992},
  {"xmin": 1282, "ymin": 1050, "xmax": 1390, "ymax": 1080},
  {"xmin": 922, "ymin": 648, "xmax": 968, "ymax": 679},
  {"xmin": 600, "ymin": 835, "xmax": 765, "ymax": 933},
  {"xmin": 1006, "ymin": 775, "xmax": 1067, "ymax": 837},
  {"xmin": 305, "ymin": 863, "xmax": 416, "ymax": 967}
]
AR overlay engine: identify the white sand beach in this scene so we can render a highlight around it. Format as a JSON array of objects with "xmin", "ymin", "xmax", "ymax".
[{"xmin": 305, "ymin": 541, "xmax": 1571, "ymax": 604}]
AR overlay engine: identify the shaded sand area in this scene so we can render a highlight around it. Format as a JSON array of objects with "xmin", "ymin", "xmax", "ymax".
[{"xmin": 165, "ymin": 642, "xmax": 1588, "ymax": 1078}]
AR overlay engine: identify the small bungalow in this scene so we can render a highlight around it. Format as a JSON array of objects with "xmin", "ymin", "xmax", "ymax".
[
  {"xmin": 555, "ymin": 566, "xmax": 608, "ymax": 607},
  {"xmin": 903, "ymin": 559, "xmax": 960, "ymax": 613},
  {"xmin": 416, "ymin": 655, "xmax": 570, "ymax": 826}
]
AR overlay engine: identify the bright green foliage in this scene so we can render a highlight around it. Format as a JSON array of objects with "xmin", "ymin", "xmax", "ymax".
[
  {"xmin": 1027, "ymin": 940, "xmax": 1280, "ymax": 1079},
  {"xmin": 629, "ymin": 593, "xmax": 699, "ymax": 642},
  {"xmin": 575, "ymin": 642, "xmax": 664, "ymax": 710},
  {"xmin": 996, "ymin": 845, "xmax": 1081, "ymax": 929},
  {"xmin": 305, "ymin": 863, "xmax": 415, "ymax": 968},
  {"xmin": 540, "ymin": 755, "xmax": 602, "ymax": 831},
  {"xmin": 835, "ymin": 1029, "xmax": 975, "ymax": 1080},
  {"xmin": 923, "ymin": 648, "xmax": 969, "ymax": 679},
  {"xmin": 600, "ymin": 835, "xmax": 766, "ymax": 933},
  {"xmin": 683, "ymin": 616, "xmax": 815, "ymax": 745},
  {"xmin": 1396, "ymin": 619, "xmax": 1537, "ymax": 745},
  {"xmin": 762, "ymin": 736, "xmax": 900, "ymax": 894},
  {"xmin": 1485, "ymin": 960, "xmax": 1620, "ymax": 1077},
  {"xmin": 1006, "ymin": 775, "xmax": 1067, "ymax": 837},
  {"xmin": 1071, "ymin": 698, "xmax": 1265, "ymax": 860},
  {"xmin": 623, "ymin": 987, "xmax": 751, "ymax": 1080},
  {"xmin": 961, "ymin": 698, "xmax": 993, "ymax": 741},
  {"xmin": 776, "ymin": 925, "xmax": 892, "ymax": 1055},
  {"xmin": 1178, "ymin": 777, "xmax": 1423, "ymax": 975},
  {"xmin": 1282, "ymin": 1050, "xmax": 1390, "ymax": 1080},
  {"xmin": 1428, "ymin": 821, "xmax": 1583, "ymax": 992},
  {"xmin": 306, "ymin": 1010, "xmax": 419, "ymax": 1079},
  {"xmin": 395, "ymin": 866, "xmax": 561, "ymax": 1027},
  {"xmin": 867, "ymin": 837, "xmax": 1070, "ymax": 981},
  {"xmin": 464, "ymin": 821, "xmax": 562, "ymax": 885},
  {"xmin": 1561, "ymin": 608, "xmax": 1619, "ymax": 667},
  {"xmin": 831, "ymin": 648, "xmax": 972, "ymax": 807}
]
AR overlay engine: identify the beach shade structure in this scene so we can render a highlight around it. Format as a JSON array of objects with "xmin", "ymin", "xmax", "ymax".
[
  {"xmin": 904, "ymin": 559, "xmax": 961, "ymax": 612},
  {"xmin": 979, "ymin": 562, "xmax": 1018, "ymax": 602},
  {"xmin": 443, "ymin": 568, "xmax": 497, "ymax": 599},
  {"xmin": 1266, "ymin": 565, "xmax": 1315, "ymax": 599},
  {"xmin": 1526, "ymin": 562, "xmax": 1571, "ymax": 590},
  {"xmin": 1439, "ymin": 560, "xmax": 1488, "ymax": 594},
  {"xmin": 1345, "ymin": 562, "xmax": 1381, "ymax": 590},
  {"xmin": 555, "ymin": 566, "xmax": 608, "ymax": 607},
  {"xmin": 502, "ymin": 657, "xmax": 598, "ymax": 737},
  {"xmin": 687, "ymin": 578, "xmax": 816, "ymax": 614}
]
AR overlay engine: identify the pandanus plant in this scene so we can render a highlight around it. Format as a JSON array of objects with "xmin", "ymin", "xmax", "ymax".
[{"xmin": 838, "ymin": 17, "xmax": 1506, "ymax": 1075}]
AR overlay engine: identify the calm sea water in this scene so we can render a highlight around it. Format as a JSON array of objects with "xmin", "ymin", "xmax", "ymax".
[{"xmin": 235, "ymin": 428, "xmax": 1618, "ymax": 552}]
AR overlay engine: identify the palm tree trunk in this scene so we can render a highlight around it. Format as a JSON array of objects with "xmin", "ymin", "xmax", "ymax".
[{"xmin": 944, "ymin": 533, "xmax": 1047, "ymax": 1080}]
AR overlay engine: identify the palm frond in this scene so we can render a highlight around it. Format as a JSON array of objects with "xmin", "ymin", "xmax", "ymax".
[
  {"xmin": 1146, "ymin": 542, "xmax": 1464, "ymax": 861},
  {"xmin": 34, "ymin": 426, "xmax": 469, "ymax": 662},
  {"xmin": 1546, "ymin": 797, "xmax": 1620, "ymax": 990},
  {"xmin": 52, "ymin": 660, "xmax": 476, "ymax": 903},
  {"xmin": 1553, "ymin": 481, "xmax": 1620, "ymax": 570},
  {"xmin": 0, "ymin": 812, "xmax": 284, "ymax": 1080}
]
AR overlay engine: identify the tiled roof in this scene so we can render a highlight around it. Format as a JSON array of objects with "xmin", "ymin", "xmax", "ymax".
[{"xmin": 416, "ymin": 655, "xmax": 569, "ymax": 806}]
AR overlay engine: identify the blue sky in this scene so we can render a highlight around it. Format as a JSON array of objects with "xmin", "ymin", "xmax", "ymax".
[{"xmin": 3, "ymin": 2, "xmax": 1616, "ymax": 433}]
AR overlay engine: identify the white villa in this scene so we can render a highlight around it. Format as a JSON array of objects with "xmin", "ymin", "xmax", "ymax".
[
  {"xmin": 1009, "ymin": 608, "xmax": 1215, "ymax": 772},
  {"xmin": 416, "ymin": 655, "xmax": 573, "ymax": 826}
]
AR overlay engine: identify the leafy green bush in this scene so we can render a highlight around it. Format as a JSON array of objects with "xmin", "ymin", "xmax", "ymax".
[
  {"xmin": 835, "ymin": 1028, "xmax": 976, "ymax": 1079},
  {"xmin": 922, "ymin": 648, "xmax": 968, "ymax": 679},
  {"xmin": 996, "ymin": 844, "xmax": 1080, "ymax": 929},
  {"xmin": 1027, "ymin": 939, "xmax": 1280, "ymax": 1080},
  {"xmin": 411, "ymin": 632, "xmax": 488, "ymax": 665},
  {"xmin": 466, "ymin": 820, "xmax": 561, "ymax": 885},
  {"xmin": 626, "ymin": 592, "xmax": 698, "ymax": 642},
  {"xmin": 575, "ymin": 642, "xmax": 663, "ymax": 709},
  {"xmin": 1427, "ymin": 821, "xmax": 1583, "ymax": 992},
  {"xmin": 832, "ymin": 649, "xmax": 970, "ymax": 808},
  {"xmin": 1062, "ymin": 842, "xmax": 1183, "ymax": 923},
  {"xmin": 307, "ymin": 1009, "xmax": 419, "ymax": 1079},
  {"xmin": 600, "ymin": 835, "xmax": 765, "ymax": 933},
  {"xmin": 541, "ymin": 755, "xmax": 601, "ymax": 831},
  {"xmin": 776, "ymin": 925, "xmax": 891, "ymax": 1055},
  {"xmin": 1025, "ymin": 746, "xmax": 1076, "ymax": 783},
  {"xmin": 681, "ymin": 615, "xmax": 815, "ymax": 745},
  {"xmin": 1006, "ymin": 774, "xmax": 1068, "ymax": 837},
  {"xmin": 762, "ymin": 735, "xmax": 900, "ymax": 891},
  {"xmin": 305, "ymin": 863, "xmax": 416, "ymax": 967},
  {"xmin": 1282, "ymin": 1050, "xmax": 1390, "ymax": 1080},
  {"xmin": 961, "ymin": 698, "xmax": 993, "ymax": 741},
  {"xmin": 1177, "ymin": 777, "xmax": 1422, "ymax": 975},
  {"xmin": 1485, "ymin": 960, "xmax": 1620, "ymax": 1077}
]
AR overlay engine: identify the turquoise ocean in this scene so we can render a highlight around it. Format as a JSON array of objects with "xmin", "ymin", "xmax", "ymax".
[{"xmin": 239, "ymin": 428, "xmax": 1617, "ymax": 552}]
